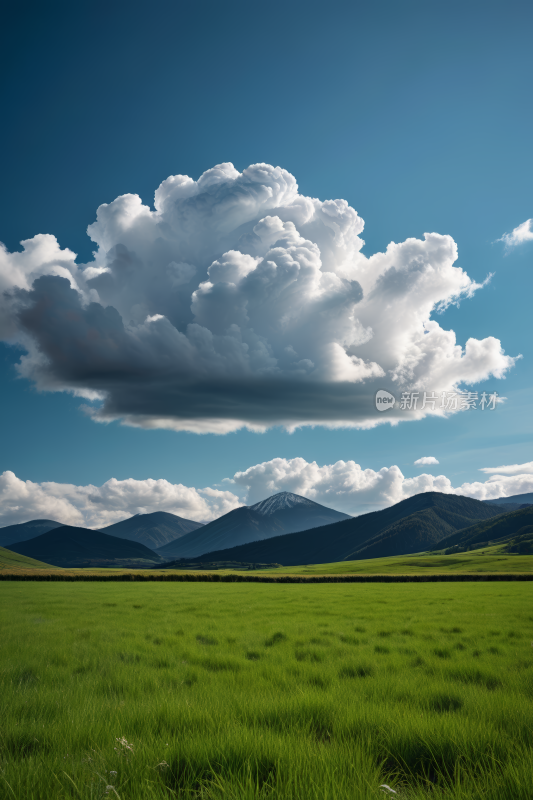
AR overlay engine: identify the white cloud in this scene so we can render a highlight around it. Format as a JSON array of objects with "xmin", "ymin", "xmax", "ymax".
[
  {"xmin": 414, "ymin": 456, "xmax": 439, "ymax": 466},
  {"xmin": 233, "ymin": 457, "xmax": 452, "ymax": 512},
  {"xmin": 233, "ymin": 457, "xmax": 533, "ymax": 513},
  {"xmin": 0, "ymin": 163, "xmax": 517, "ymax": 433},
  {"xmin": 453, "ymin": 473, "xmax": 533, "ymax": 501},
  {"xmin": 479, "ymin": 461, "xmax": 533, "ymax": 476},
  {"xmin": 0, "ymin": 471, "xmax": 242, "ymax": 529},
  {"xmin": 498, "ymin": 218, "xmax": 533, "ymax": 249},
  {"xmin": 1, "ymin": 458, "xmax": 532, "ymax": 530}
]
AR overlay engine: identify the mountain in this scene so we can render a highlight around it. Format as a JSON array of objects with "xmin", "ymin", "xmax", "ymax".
[
  {"xmin": 179, "ymin": 492, "xmax": 504, "ymax": 566},
  {"xmin": 4, "ymin": 526, "xmax": 163, "ymax": 568},
  {"xmin": 250, "ymin": 492, "xmax": 350, "ymax": 530},
  {"xmin": 100, "ymin": 511, "xmax": 203, "ymax": 549},
  {"xmin": 156, "ymin": 492, "xmax": 351, "ymax": 559},
  {"xmin": 484, "ymin": 493, "xmax": 533, "ymax": 507},
  {"xmin": 432, "ymin": 506, "xmax": 533, "ymax": 553},
  {"xmin": 0, "ymin": 519, "xmax": 63, "ymax": 547}
]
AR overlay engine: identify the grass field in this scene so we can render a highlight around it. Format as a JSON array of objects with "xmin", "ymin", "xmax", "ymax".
[
  {"xmin": 264, "ymin": 551, "xmax": 533, "ymax": 575},
  {"xmin": 1, "ymin": 582, "xmax": 532, "ymax": 799},
  {"xmin": 2, "ymin": 542, "xmax": 533, "ymax": 579}
]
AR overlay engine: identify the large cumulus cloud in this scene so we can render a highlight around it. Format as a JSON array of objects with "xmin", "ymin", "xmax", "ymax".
[
  {"xmin": 1, "ymin": 163, "xmax": 517, "ymax": 432},
  {"xmin": 231, "ymin": 457, "xmax": 453, "ymax": 512}
]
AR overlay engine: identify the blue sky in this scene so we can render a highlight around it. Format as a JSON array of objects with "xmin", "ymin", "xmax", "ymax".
[{"xmin": 0, "ymin": 0, "xmax": 532, "ymax": 525}]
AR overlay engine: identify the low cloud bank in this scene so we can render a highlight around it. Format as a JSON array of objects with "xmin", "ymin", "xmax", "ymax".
[
  {"xmin": 231, "ymin": 457, "xmax": 533, "ymax": 511},
  {"xmin": 0, "ymin": 162, "xmax": 517, "ymax": 433},
  {"xmin": 2, "ymin": 458, "xmax": 532, "ymax": 529},
  {"xmin": 0, "ymin": 471, "xmax": 242, "ymax": 529}
]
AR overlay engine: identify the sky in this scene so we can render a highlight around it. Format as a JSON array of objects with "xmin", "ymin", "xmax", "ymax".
[{"xmin": 0, "ymin": 0, "xmax": 532, "ymax": 527}]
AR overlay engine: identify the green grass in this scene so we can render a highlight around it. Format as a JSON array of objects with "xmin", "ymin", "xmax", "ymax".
[
  {"xmin": 260, "ymin": 552, "xmax": 533, "ymax": 575},
  {"xmin": 0, "ymin": 545, "xmax": 58, "ymax": 571},
  {"xmin": 1, "ymin": 582, "xmax": 532, "ymax": 799}
]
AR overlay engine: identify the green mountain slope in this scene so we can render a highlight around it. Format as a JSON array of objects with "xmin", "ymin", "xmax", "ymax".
[
  {"xmin": 433, "ymin": 506, "xmax": 533, "ymax": 553},
  {"xmin": 344, "ymin": 505, "xmax": 508, "ymax": 560},
  {"xmin": 165, "ymin": 492, "xmax": 504, "ymax": 567}
]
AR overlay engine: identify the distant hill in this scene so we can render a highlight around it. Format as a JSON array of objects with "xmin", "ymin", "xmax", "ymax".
[
  {"xmin": 101, "ymin": 511, "xmax": 203, "ymax": 549},
  {"xmin": 433, "ymin": 506, "xmax": 533, "ymax": 553},
  {"xmin": 481, "ymin": 502, "xmax": 531, "ymax": 512},
  {"xmin": 484, "ymin": 493, "xmax": 533, "ymax": 507},
  {"xmin": 0, "ymin": 519, "xmax": 63, "ymax": 547},
  {"xmin": 183, "ymin": 492, "xmax": 504, "ymax": 566},
  {"xmin": 0, "ymin": 545, "xmax": 59, "ymax": 571},
  {"xmin": 4, "ymin": 526, "xmax": 163, "ymax": 568},
  {"xmin": 156, "ymin": 492, "xmax": 351, "ymax": 560}
]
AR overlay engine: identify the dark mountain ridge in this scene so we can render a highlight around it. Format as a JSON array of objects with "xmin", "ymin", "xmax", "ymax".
[
  {"xmin": 156, "ymin": 491, "xmax": 351, "ymax": 559},
  {"xmin": 484, "ymin": 492, "xmax": 533, "ymax": 507},
  {"xmin": 0, "ymin": 519, "xmax": 63, "ymax": 547},
  {"xmin": 181, "ymin": 492, "xmax": 505, "ymax": 566},
  {"xmin": 5, "ymin": 525, "xmax": 163, "ymax": 568},
  {"xmin": 101, "ymin": 511, "xmax": 203, "ymax": 549}
]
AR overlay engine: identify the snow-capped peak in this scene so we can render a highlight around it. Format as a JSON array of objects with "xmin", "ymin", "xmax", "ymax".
[{"xmin": 250, "ymin": 492, "xmax": 317, "ymax": 516}]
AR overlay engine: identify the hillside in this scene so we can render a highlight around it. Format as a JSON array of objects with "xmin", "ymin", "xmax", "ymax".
[
  {"xmin": 257, "ymin": 551, "xmax": 533, "ymax": 575},
  {"xmin": 101, "ymin": 511, "xmax": 203, "ymax": 549},
  {"xmin": 156, "ymin": 491, "xmax": 351, "ymax": 559},
  {"xmin": 181, "ymin": 492, "xmax": 504, "ymax": 566},
  {"xmin": 0, "ymin": 519, "xmax": 63, "ymax": 547},
  {"xmin": 432, "ymin": 505, "xmax": 533, "ymax": 553},
  {"xmin": 4, "ymin": 526, "xmax": 163, "ymax": 568},
  {"xmin": 342, "ymin": 507, "xmax": 476, "ymax": 560},
  {"xmin": 0, "ymin": 545, "xmax": 59, "ymax": 571}
]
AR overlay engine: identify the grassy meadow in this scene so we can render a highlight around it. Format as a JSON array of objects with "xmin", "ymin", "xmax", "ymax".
[
  {"xmin": 2, "ymin": 541, "xmax": 533, "ymax": 579},
  {"xmin": 1, "ymin": 582, "xmax": 532, "ymax": 799},
  {"xmin": 264, "ymin": 551, "xmax": 533, "ymax": 575}
]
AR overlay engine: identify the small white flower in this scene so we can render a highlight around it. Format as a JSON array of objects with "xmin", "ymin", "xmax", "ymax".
[
  {"xmin": 109, "ymin": 771, "xmax": 117, "ymax": 777},
  {"xmin": 115, "ymin": 736, "xmax": 134, "ymax": 753}
]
